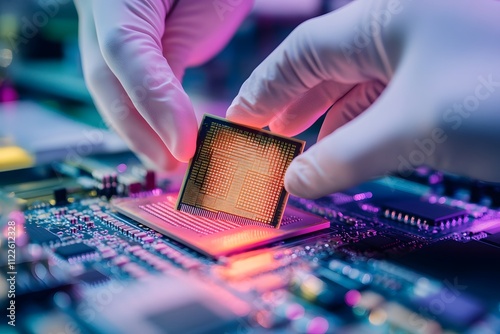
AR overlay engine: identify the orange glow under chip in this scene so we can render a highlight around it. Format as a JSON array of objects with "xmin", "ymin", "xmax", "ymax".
[{"xmin": 176, "ymin": 115, "xmax": 304, "ymax": 228}]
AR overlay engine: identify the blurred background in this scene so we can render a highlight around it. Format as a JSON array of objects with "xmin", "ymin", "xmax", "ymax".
[{"xmin": 0, "ymin": 0, "xmax": 351, "ymax": 173}]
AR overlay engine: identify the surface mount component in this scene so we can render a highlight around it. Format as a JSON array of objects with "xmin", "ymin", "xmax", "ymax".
[
  {"xmin": 25, "ymin": 224, "xmax": 61, "ymax": 244},
  {"xmin": 176, "ymin": 115, "xmax": 304, "ymax": 228},
  {"xmin": 54, "ymin": 243, "xmax": 97, "ymax": 262},
  {"xmin": 113, "ymin": 194, "xmax": 329, "ymax": 258},
  {"xmin": 381, "ymin": 199, "xmax": 468, "ymax": 228},
  {"xmin": 76, "ymin": 269, "xmax": 111, "ymax": 286}
]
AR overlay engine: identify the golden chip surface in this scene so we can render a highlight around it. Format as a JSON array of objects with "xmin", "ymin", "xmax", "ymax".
[{"xmin": 176, "ymin": 115, "xmax": 304, "ymax": 228}]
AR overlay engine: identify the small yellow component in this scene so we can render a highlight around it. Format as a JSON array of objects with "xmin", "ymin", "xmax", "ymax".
[{"xmin": 0, "ymin": 146, "xmax": 34, "ymax": 171}]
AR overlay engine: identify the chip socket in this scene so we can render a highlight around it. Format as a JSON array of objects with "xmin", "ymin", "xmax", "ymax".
[{"xmin": 176, "ymin": 115, "xmax": 304, "ymax": 228}]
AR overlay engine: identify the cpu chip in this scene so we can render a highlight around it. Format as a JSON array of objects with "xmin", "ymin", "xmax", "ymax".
[{"xmin": 176, "ymin": 115, "xmax": 304, "ymax": 228}]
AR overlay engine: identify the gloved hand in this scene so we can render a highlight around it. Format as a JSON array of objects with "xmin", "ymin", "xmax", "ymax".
[
  {"xmin": 228, "ymin": 0, "xmax": 500, "ymax": 198},
  {"xmin": 75, "ymin": 0, "xmax": 252, "ymax": 170}
]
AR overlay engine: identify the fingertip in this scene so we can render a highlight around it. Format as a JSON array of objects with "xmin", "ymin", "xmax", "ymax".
[
  {"xmin": 151, "ymin": 85, "xmax": 199, "ymax": 164},
  {"xmin": 268, "ymin": 120, "xmax": 286, "ymax": 135},
  {"xmin": 225, "ymin": 103, "xmax": 243, "ymax": 122},
  {"xmin": 226, "ymin": 102, "xmax": 260, "ymax": 127},
  {"xmin": 284, "ymin": 153, "xmax": 324, "ymax": 199},
  {"xmin": 171, "ymin": 136, "xmax": 196, "ymax": 163},
  {"xmin": 227, "ymin": 93, "xmax": 275, "ymax": 128}
]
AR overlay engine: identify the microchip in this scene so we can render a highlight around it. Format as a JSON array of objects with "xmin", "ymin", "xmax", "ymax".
[
  {"xmin": 176, "ymin": 115, "xmax": 304, "ymax": 228},
  {"xmin": 381, "ymin": 199, "xmax": 467, "ymax": 227},
  {"xmin": 55, "ymin": 243, "xmax": 97, "ymax": 261},
  {"xmin": 26, "ymin": 224, "xmax": 60, "ymax": 245},
  {"xmin": 77, "ymin": 269, "xmax": 110, "ymax": 285}
]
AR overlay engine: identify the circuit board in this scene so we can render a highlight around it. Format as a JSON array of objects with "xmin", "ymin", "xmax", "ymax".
[{"xmin": 2, "ymin": 152, "xmax": 500, "ymax": 333}]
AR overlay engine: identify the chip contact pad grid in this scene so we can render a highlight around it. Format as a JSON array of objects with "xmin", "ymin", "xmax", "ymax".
[{"xmin": 176, "ymin": 115, "xmax": 305, "ymax": 228}]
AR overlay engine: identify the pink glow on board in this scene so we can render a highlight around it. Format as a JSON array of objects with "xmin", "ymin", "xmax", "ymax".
[
  {"xmin": 344, "ymin": 289, "xmax": 361, "ymax": 307},
  {"xmin": 1, "ymin": 85, "xmax": 18, "ymax": 102},
  {"xmin": 307, "ymin": 317, "xmax": 329, "ymax": 334},
  {"xmin": 117, "ymin": 163, "xmax": 127, "ymax": 173},
  {"xmin": 286, "ymin": 303, "xmax": 305, "ymax": 320}
]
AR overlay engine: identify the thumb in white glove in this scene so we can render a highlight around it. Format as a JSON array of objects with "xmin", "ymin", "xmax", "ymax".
[
  {"xmin": 228, "ymin": 0, "xmax": 500, "ymax": 198},
  {"xmin": 75, "ymin": 0, "xmax": 252, "ymax": 170}
]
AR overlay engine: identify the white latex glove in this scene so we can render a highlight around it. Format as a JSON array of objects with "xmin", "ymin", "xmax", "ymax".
[
  {"xmin": 228, "ymin": 0, "xmax": 500, "ymax": 199},
  {"xmin": 75, "ymin": 0, "xmax": 252, "ymax": 170}
]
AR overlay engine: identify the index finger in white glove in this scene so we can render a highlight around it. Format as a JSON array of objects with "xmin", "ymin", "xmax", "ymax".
[
  {"xmin": 75, "ymin": 0, "xmax": 180, "ymax": 170},
  {"xmin": 285, "ymin": 74, "xmax": 417, "ymax": 198},
  {"xmin": 227, "ymin": 1, "xmax": 392, "ymax": 129},
  {"xmin": 267, "ymin": 80, "xmax": 385, "ymax": 138},
  {"xmin": 92, "ymin": 0, "xmax": 198, "ymax": 162},
  {"xmin": 230, "ymin": 0, "xmax": 500, "ymax": 199}
]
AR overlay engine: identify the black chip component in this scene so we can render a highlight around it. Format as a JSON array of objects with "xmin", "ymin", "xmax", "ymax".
[
  {"xmin": 77, "ymin": 269, "xmax": 110, "ymax": 285},
  {"xmin": 381, "ymin": 199, "xmax": 467, "ymax": 228},
  {"xmin": 26, "ymin": 224, "xmax": 60, "ymax": 244},
  {"xmin": 55, "ymin": 243, "xmax": 97, "ymax": 262}
]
